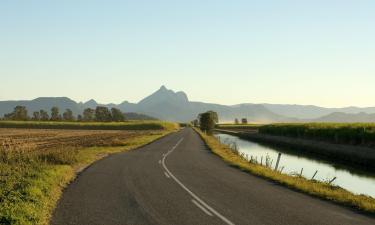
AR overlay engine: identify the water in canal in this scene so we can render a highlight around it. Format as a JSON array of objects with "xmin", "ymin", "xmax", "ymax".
[{"xmin": 215, "ymin": 133, "xmax": 375, "ymax": 198}]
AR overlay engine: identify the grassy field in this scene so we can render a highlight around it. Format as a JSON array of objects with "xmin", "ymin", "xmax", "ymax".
[
  {"xmin": 0, "ymin": 120, "xmax": 177, "ymax": 131},
  {"xmin": 0, "ymin": 123, "xmax": 177, "ymax": 225},
  {"xmin": 194, "ymin": 128, "xmax": 375, "ymax": 214},
  {"xmin": 259, "ymin": 123, "xmax": 375, "ymax": 147}
]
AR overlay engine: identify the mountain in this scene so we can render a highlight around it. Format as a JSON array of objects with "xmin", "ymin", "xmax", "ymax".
[
  {"xmin": 262, "ymin": 104, "xmax": 375, "ymax": 120},
  {"xmin": 311, "ymin": 112, "xmax": 375, "ymax": 123},
  {"xmin": 1, "ymin": 86, "xmax": 375, "ymax": 123},
  {"xmin": 0, "ymin": 97, "xmax": 82, "ymax": 117},
  {"xmin": 123, "ymin": 112, "xmax": 157, "ymax": 121}
]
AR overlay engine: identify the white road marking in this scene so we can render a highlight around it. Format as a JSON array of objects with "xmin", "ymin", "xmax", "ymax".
[
  {"xmin": 192, "ymin": 199, "xmax": 213, "ymax": 216},
  {"xmin": 161, "ymin": 138, "xmax": 235, "ymax": 225},
  {"xmin": 164, "ymin": 172, "xmax": 170, "ymax": 178}
]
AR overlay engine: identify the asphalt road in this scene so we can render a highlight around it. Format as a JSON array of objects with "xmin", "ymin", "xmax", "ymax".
[{"xmin": 52, "ymin": 128, "xmax": 375, "ymax": 225}]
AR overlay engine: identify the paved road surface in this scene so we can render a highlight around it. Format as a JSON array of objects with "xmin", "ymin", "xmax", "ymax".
[{"xmin": 52, "ymin": 128, "xmax": 375, "ymax": 225}]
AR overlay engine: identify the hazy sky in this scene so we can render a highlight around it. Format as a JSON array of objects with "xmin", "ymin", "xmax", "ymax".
[{"xmin": 1, "ymin": 0, "xmax": 374, "ymax": 107}]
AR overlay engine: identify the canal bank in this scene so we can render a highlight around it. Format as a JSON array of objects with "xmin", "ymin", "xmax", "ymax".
[{"xmin": 215, "ymin": 129, "xmax": 375, "ymax": 172}]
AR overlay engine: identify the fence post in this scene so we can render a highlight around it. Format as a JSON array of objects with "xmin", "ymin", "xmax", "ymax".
[
  {"xmin": 311, "ymin": 170, "xmax": 318, "ymax": 180},
  {"xmin": 274, "ymin": 153, "xmax": 282, "ymax": 171},
  {"xmin": 329, "ymin": 177, "xmax": 337, "ymax": 185},
  {"xmin": 300, "ymin": 168, "xmax": 304, "ymax": 177}
]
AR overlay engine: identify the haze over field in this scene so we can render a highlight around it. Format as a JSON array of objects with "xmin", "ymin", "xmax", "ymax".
[{"xmin": 1, "ymin": 0, "xmax": 374, "ymax": 109}]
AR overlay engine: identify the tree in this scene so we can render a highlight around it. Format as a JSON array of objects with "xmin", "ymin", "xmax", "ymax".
[
  {"xmin": 83, "ymin": 108, "xmax": 95, "ymax": 121},
  {"xmin": 5, "ymin": 106, "xmax": 29, "ymax": 120},
  {"xmin": 3, "ymin": 112, "xmax": 14, "ymax": 120},
  {"xmin": 77, "ymin": 114, "xmax": 83, "ymax": 121},
  {"xmin": 192, "ymin": 119, "xmax": 199, "ymax": 127},
  {"xmin": 32, "ymin": 111, "xmax": 41, "ymax": 121},
  {"xmin": 40, "ymin": 110, "xmax": 49, "ymax": 121},
  {"xmin": 50, "ymin": 107, "xmax": 61, "ymax": 121},
  {"xmin": 111, "ymin": 108, "xmax": 125, "ymax": 122},
  {"xmin": 63, "ymin": 109, "xmax": 75, "ymax": 121},
  {"xmin": 95, "ymin": 106, "xmax": 112, "ymax": 122},
  {"xmin": 206, "ymin": 110, "xmax": 218, "ymax": 123},
  {"xmin": 199, "ymin": 111, "xmax": 218, "ymax": 135},
  {"xmin": 241, "ymin": 118, "xmax": 248, "ymax": 124},
  {"xmin": 234, "ymin": 118, "xmax": 239, "ymax": 124}
]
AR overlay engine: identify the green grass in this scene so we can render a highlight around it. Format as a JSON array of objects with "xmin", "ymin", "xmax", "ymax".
[
  {"xmin": 259, "ymin": 123, "xmax": 375, "ymax": 146},
  {"xmin": 0, "ymin": 128, "xmax": 177, "ymax": 225},
  {"xmin": 194, "ymin": 128, "xmax": 375, "ymax": 214},
  {"xmin": 0, "ymin": 120, "xmax": 178, "ymax": 131}
]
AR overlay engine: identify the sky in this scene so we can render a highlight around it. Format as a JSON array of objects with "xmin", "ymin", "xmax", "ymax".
[{"xmin": 0, "ymin": 0, "xmax": 374, "ymax": 107}]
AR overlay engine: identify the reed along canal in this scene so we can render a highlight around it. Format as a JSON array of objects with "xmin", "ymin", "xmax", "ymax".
[{"xmin": 215, "ymin": 133, "xmax": 375, "ymax": 198}]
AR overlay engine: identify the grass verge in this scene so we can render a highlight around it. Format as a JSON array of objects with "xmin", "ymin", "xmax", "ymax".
[
  {"xmin": 194, "ymin": 128, "xmax": 375, "ymax": 215},
  {"xmin": 0, "ymin": 129, "xmax": 175, "ymax": 225}
]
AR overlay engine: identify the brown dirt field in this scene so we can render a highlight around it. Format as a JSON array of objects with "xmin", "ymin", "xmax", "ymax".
[{"xmin": 0, "ymin": 128, "xmax": 156, "ymax": 151}]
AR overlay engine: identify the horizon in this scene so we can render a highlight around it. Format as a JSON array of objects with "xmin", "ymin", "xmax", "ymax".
[
  {"xmin": 1, "ymin": 1, "xmax": 374, "ymax": 108},
  {"xmin": 1, "ymin": 85, "xmax": 374, "ymax": 109}
]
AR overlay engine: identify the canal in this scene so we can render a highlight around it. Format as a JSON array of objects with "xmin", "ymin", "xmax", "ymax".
[{"xmin": 215, "ymin": 133, "xmax": 375, "ymax": 198}]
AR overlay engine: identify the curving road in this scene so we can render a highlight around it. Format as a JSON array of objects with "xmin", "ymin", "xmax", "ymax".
[{"xmin": 52, "ymin": 128, "xmax": 375, "ymax": 225}]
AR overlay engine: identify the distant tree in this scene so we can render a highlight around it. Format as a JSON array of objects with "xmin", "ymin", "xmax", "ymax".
[
  {"xmin": 50, "ymin": 107, "xmax": 61, "ymax": 121},
  {"xmin": 95, "ymin": 106, "xmax": 112, "ymax": 122},
  {"xmin": 3, "ymin": 112, "xmax": 14, "ymax": 120},
  {"xmin": 77, "ymin": 114, "xmax": 83, "ymax": 121},
  {"xmin": 40, "ymin": 110, "xmax": 49, "ymax": 121},
  {"xmin": 241, "ymin": 118, "xmax": 248, "ymax": 124},
  {"xmin": 111, "ymin": 108, "xmax": 125, "ymax": 122},
  {"xmin": 32, "ymin": 111, "xmax": 41, "ymax": 121},
  {"xmin": 199, "ymin": 111, "xmax": 218, "ymax": 135},
  {"xmin": 234, "ymin": 118, "xmax": 239, "ymax": 124},
  {"xmin": 63, "ymin": 109, "xmax": 75, "ymax": 121},
  {"xmin": 5, "ymin": 106, "xmax": 29, "ymax": 121},
  {"xmin": 83, "ymin": 108, "xmax": 95, "ymax": 121}
]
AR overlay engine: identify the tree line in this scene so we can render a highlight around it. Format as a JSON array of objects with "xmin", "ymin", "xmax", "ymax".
[
  {"xmin": 2, "ymin": 106, "xmax": 126, "ymax": 122},
  {"xmin": 192, "ymin": 111, "xmax": 249, "ymax": 135},
  {"xmin": 234, "ymin": 118, "xmax": 248, "ymax": 124}
]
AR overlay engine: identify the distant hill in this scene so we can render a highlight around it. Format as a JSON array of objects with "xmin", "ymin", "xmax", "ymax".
[
  {"xmin": 311, "ymin": 112, "xmax": 375, "ymax": 123},
  {"xmin": 1, "ymin": 86, "xmax": 375, "ymax": 123},
  {"xmin": 123, "ymin": 112, "xmax": 158, "ymax": 121},
  {"xmin": 262, "ymin": 104, "xmax": 375, "ymax": 120}
]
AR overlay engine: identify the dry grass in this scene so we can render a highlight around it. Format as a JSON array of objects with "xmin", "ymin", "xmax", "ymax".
[
  {"xmin": 194, "ymin": 128, "xmax": 375, "ymax": 214},
  {"xmin": 0, "ymin": 128, "xmax": 156, "ymax": 150},
  {"xmin": 0, "ymin": 120, "xmax": 178, "ymax": 131},
  {"xmin": 0, "ymin": 127, "xmax": 177, "ymax": 225}
]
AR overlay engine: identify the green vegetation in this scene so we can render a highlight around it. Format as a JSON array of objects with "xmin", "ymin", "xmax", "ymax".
[
  {"xmin": 0, "ymin": 120, "xmax": 177, "ymax": 131},
  {"xmin": 259, "ymin": 123, "xmax": 375, "ymax": 146},
  {"xmin": 0, "ymin": 124, "xmax": 178, "ymax": 225},
  {"xmin": 197, "ymin": 111, "xmax": 218, "ymax": 134},
  {"xmin": 194, "ymin": 128, "xmax": 375, "ymax": 214},
  {"xmin": 2, "ymin": 105, "xmax": 133, "ymax": 123}
]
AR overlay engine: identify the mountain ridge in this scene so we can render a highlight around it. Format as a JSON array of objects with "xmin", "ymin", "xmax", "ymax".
[{"xmin": 1, "ymin": 86, "xmax": 374, "ymax": 122}]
